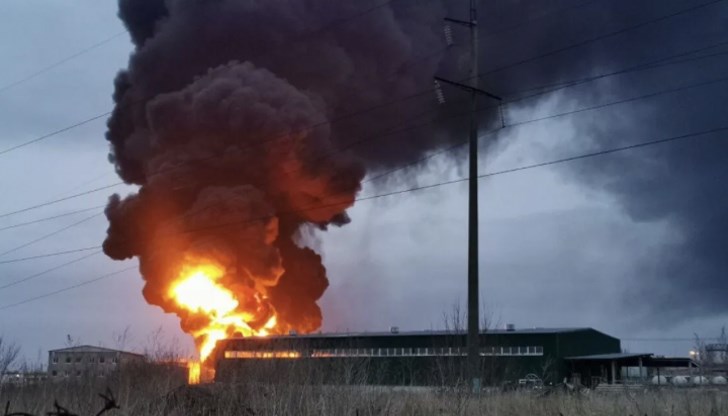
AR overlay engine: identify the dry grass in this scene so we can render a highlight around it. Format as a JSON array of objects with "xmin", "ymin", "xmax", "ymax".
[
  {"xmin": 3, "ymin": 376, "xmax": 728, "ymax": 416},
  {"xmin": 1, "ymin": 356, "xmax": 725, "ymax": 415}
]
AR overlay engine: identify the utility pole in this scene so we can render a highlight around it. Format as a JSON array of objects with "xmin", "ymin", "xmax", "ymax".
[
  {"xmin": 434, "ymin": 0, "xmax": 502, "ymax": 393},
  {"xmin": 466, "ymin": 0, "xmax": 480, "ymax": 394}
]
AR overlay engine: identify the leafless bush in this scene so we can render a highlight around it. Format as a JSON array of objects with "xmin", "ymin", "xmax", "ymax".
[{"xmin": 0, "ymin": 337, "xmax": 20, "ymax": 377}]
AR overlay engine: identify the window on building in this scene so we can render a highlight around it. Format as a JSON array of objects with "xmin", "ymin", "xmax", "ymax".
[
  {"xmin": 51, "ymin": 355, "xmax": 58, "ymax": 364},
  {"xmin": 65, "ymin": 356, "xmax": 71, "ymax": 363},
  {"xmin": 76, "ymin": 371, "xmax": 81, "ymax": 377},
  {"xmin": 535, "ymin": 346, "xmax": 544, "ymax": 355},
  {"xmin": 64, "ymin": 371, "xmax": 69, "ymax": 377},
  {"xmin": 89, "ymin": 357, "xmax": 95, "ymax": 363},
  {"xmin": 112, "ymin": 357, "xmax": 118, "ymax": 364},
  {"xmin": 51, "ymin": 371, "xmax": 57, "ymax": 376},
  {"xmin": 75, "ymin": 356, "xmax": 82, "ymax": 363},
  {"xmin": 99, "ymin": 356, "xmax": 105, "ymax": 363}
]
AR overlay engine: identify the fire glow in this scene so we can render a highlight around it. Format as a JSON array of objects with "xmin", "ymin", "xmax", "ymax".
[
  {"xmin": 187, "ymin": 361, "xmax": 201, "ymax": 385},
  {"xmin": 168, "ymin": 263, "xmax": 279, "ymax": 383}
]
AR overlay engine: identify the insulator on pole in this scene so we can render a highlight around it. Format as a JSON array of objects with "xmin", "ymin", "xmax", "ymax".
[
  {"xmin": 433, "ymin": 80, "xmax": 446, "ymax": 104},
  {"xmin": 443, "ymin": 24, "xmax": 454, "ymax": 46}
]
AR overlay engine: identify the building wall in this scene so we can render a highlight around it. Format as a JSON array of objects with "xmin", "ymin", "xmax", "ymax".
[
  {"xmin": 47, "ymin": 350, "xmax": 143, "ymax": 381},
  {"xmin": 214, "ymin": 329, "xmax": 621, "ymax": 386}
]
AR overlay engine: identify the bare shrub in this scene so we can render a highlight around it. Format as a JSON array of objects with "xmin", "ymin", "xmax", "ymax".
[{"xmin": 0, "ymin": 336, "xmax": 20, "ymax": 376}]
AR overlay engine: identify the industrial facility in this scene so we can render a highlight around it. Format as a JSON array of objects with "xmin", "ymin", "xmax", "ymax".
[
  {"xmin": 212, "ymin": 326, "xmax": 685, "ymax": 386},
  {"xmin": 47, "ymin": 345, "xmax": 144, "ymax": 380}
]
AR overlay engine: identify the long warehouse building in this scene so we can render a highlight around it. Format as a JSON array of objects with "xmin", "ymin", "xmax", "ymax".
[{"xmin": 211, "ymin": 327, "xmax": 663, "ymax": 386}]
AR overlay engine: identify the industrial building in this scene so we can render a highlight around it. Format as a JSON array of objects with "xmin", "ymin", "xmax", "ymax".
[
  {"xmin": 47, "ymin": 345, "xmax": 144, "ymax": 380},
  {"xmin": 213, "ymin": 327, "xmax": 648, "ymax": 386}
]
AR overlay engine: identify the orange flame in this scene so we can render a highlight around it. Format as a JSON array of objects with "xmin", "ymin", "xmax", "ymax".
[
  {"xmin": 168, "ymin": 262, "xmax": 279, "ymax": 367},
  {"xmin": 188, "ymin": 361, "xmax": 201, "ymax": 385}
]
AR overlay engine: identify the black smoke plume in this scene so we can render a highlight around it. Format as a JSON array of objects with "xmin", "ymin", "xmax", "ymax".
[
  {"xmin": 478, "ymin": 0, "xmax": 728, "ymax": 323},
  {"xmin": 103, "ymin": 0, "xmax": 465, "ymax": 342},
  {"xmin": 104, "ymin": 0, "xmax": 728, "ymax": 340}
]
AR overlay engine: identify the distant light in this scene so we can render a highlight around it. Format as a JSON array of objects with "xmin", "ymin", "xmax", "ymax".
[{"xmin": 689, "ymin": 350, "xmax": 697, "ymax": 356}]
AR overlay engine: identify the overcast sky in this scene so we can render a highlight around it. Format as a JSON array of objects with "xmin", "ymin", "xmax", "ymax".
[{"xmin": 0, "ymin": 0, "xmax": 726, "ymax": 365}]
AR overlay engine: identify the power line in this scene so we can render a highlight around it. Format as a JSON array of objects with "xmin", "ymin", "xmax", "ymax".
[
  {"xmin": 0, "ymin": 0, "xmax": 703, "ymax": 161},
  {"xmin": 398, "ymin": 0, "xmax": 608, "ymax": 74},
  {"xmin": 0, "ymin": 183, "xmax": 122, "ymax": 220},
  {"xmin": 0, "ymin": 265, "xmax": 136, "ymax": 311},
  {"xmin": 0, "ymin": 0, "xmax": 708, "ymax": 232},
  {"xmin": 290, "ymin": 40, "xmax": 728, "ymax": 178},
  {"xmin": 48, "ymin": 172, "xmax": 116, "ymax": 201},
  {"xmin": 0, "ymin": 65, "xmax": 723, "ymax": 242},
  {"xmin": 478, "ymin": 0, "xmax": 606, "ymax": 41},
  {"xmin": 0, "ymin": 247, "xmax": 100, "ymax": 265},
  {"xmin": 0, "ymin": 0, "xmax": 421, "ymax": 158},
  {"xmin": 477, "ymin": 0, "xmax": 727, "ymax": 79},
  {"xmin": 0, "ymin": 212, "xmax": 102, "ymax": 258},
  {"xmin": 0, "ymin": 32, "xmax": 126, "ymax": 95},
  {"xmin": 367, "ymin": 73, "xmax": 728, "ymax": 184},
  {"xmin": 0, "ymin": 251, "xmax": 100, "ymax": 290},
  {"xmin": 0, "ymin": 111, "xmax": 112, "ymax": 156},
  {"xmin": 506, "ymin": 40, "xmax": 728, "ymax": 101},
  {"xmin": 0, "ymin": 205, "xmax": 104, "ymax": 233},
  {"xmin": 0, "ymin": 4, "xmax": 722, "ymax": 264},
  {"xmin": 506, "ymin": 75, "xmax": 728, "ymax": 128},
  {"xmin": 95, "ymin": 67, "xmax": 728, "ymax": 231},
  {"xmin": 477, "ymin": 126, "xmax": 727, "ymax": 178},
  {"xmin": 171, "ymin": 126, "xmax": 728, "ymax": 237},
  {"xmin": 5, "ymin": 125, "xmax": 723, "ymax": 267},
  {"xmin": 2, "ymin": 1, "xmax": 725, "ymax": 311},
  {"xmin": 1, "ymin": 125, "xmax": 724, "ymax": 309},
  {"xmin": 2, "ymin": 43, "xmax": 724, "ymax": 224}
]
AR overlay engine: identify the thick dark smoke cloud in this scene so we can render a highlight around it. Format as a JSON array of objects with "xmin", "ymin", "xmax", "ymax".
[
  {"xmin": 104, "ymin": 0, "xmax": 728, "ymax": 337},
  {"xmin": 478, "ymin": 0, "xmax": 728, "ymax": 323},
  {"xmin": 104, "ymin": 0, "xmax": 467, "ymax": 340}
]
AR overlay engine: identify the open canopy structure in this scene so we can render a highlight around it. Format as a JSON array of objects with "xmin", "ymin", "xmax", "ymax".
[{"xmin": 565, "ymin": 353, "xmax": 698, "ymax": 386}]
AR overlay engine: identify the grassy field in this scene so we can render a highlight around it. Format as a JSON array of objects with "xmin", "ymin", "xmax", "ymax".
[{"xmin": 3, "ymin": 378, "xmax": 728, "ymax": 416}]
